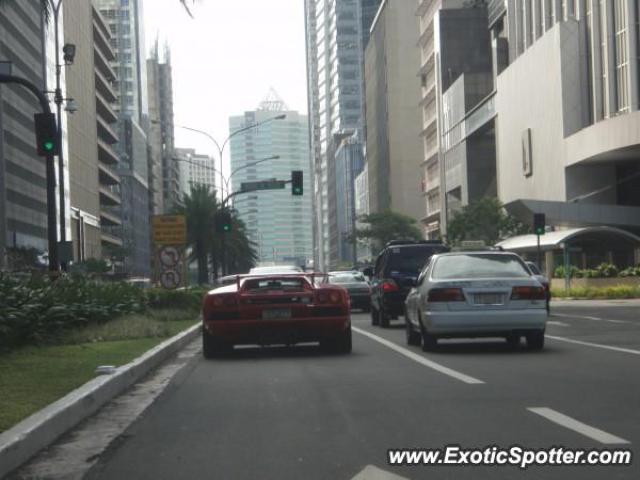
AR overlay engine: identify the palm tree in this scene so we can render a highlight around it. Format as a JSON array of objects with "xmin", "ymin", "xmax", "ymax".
[
  {"xmin": 176, "ymin": 184, "xmax": 219, "ymax": 285},
  {"xmin": 224, "ymin": 212, "xmax": 258, "ymax": 274},
  {"xmin": 209, "ymin": 207, "xmax": 259, "ymax": 277}
]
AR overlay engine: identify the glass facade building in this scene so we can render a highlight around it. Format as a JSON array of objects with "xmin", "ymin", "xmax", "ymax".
[
  {"xmin": 229, "ymin": 105, "xmax": 312, "ymax": 268},
  {"xmin": 304, "ymin": 0, "xmax": 382, "ymax": 270}
]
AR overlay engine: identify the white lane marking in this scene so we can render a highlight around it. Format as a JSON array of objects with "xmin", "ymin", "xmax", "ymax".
[
  {"xmin": 352, "ymin": 465, "xmax": 409, "ymax": 480},
  {"xmin": 553, "ymin": 313, "xmax": 629, "ymax": 324},
  {"xmin": 547, "ymin": 335, "xmax": 640, "ymax": 356},
  {"xmin": 352, "ymin": 326, "xmax": 484, "ymax": 385},
  {"xmin": 528, "ymin": 407, "xmax": 630, "ymax": 445},
  {"xmin": 547, "ymin": 321, "xmax": 570, "ymax": 327}
]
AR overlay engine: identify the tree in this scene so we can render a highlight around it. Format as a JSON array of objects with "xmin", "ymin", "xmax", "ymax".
[
  {"xmin": 222, "ymin": 212, "xmax": 259, "ymax": 274},
  {"xmin": 446, "ymin": 197, "xmax": 529, "ymax": 246},
  {"xmin": 350, "ymin": 211, "xmax": 423, "ymax": 250},
  {"xmin": 175, "ymin": 184, "xmax": 219, "ymax": 285}
]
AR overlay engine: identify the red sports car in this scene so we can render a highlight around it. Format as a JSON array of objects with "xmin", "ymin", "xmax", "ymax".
[{"xmin": 201, "ymin": 273, "xmax": 352, "ymax": 357}]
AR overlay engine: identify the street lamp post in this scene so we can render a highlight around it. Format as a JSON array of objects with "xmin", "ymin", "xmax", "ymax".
[
  {"xmin": 48, "ymin": 0, "xmax": 76, "ymax": 269},
  {"xmin": 224, "ymin": 154, "xmax": 280, "ymax": 197},
  {"xmin": 177, "ymin": 114, "xmax": 285, "ymax": 200}
]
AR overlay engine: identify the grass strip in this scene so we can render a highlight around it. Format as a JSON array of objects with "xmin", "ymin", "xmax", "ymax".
[
  {"xmin": 551, "ymin": 285, "xmax": 640, "ymax": 299},
  {"xmin": 0, "ymin": 312, "xmax": 197, "ymax": 433}
]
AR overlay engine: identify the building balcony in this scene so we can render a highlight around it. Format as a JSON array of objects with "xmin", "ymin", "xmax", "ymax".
[
  {"xmin": 99, "ymin": 163, "xmax": 120, "ymax": 186},
  {"xmin": 97, "ymin": 116, "xmax": 118, "ymax": 144},
  {"xmin": 101, "ymin": 231, "xmax": 123, "ymax": 247},
  {"xmin": 100, "ymin": 208, "xmax": 121, "ymax": 227},
  {"xmin": 92, "ymin": 17, "xmax": 115, "ymax": 61},
  {"xmin": 96, "ymin": 90, "xmax": 118, "ymax": 124},
  {"xmin": 98, "ymin": 138, "xmax": 119, "ymax": 166},
  {"xmin": 93, "ymin": 43, "xmax": 117, "ymax": 81},
  {"xmin": 99, "ymin": 185, "xmax": 120, "ymax": 206},
  {"xmin": 95, "ymin": 69, "xmax": 117, "ymax": 102}
]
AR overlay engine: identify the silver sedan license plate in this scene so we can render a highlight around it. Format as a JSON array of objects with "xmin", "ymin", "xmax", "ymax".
[
  {"xmin": 262, "ymin": 308, "xmax": 292, "ymax": 320},
  {"xmin": 474, "ymin": 293, "xmax": 504, "ymax": 305}
]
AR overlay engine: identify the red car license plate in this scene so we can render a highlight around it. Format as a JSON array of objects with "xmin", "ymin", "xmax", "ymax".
[{"xmin": 262, "ymin": 308, "xmax": 292, "ymax": 320}]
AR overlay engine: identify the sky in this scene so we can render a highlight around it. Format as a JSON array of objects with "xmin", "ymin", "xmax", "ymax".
[{"xmin": 144, "ymin": 0, "xmax": 309, "ymax": 178}]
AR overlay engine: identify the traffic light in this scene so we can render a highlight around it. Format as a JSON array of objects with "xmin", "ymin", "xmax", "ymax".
[
  {"xmin": 215, "ymin": 211, "xmax": 232, "ymax": 234},
  {"xmin": 533, "ymin": 213, "xmax": 546, "ymax": 236},
  {"xmin": 291, "ymin": 170, "xmax": 303, "ymax": 195},
  {"xmin": 34, "ymin": 113, "xmax": 59, "ymax": 156}
]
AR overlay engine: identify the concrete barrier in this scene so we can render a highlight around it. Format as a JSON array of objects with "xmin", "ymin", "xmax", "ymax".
[{"xmin": 0, "ymin": 324, "xmax": 201, "ymax": 478}]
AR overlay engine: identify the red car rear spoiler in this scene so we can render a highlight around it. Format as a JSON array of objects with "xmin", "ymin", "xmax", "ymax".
[{"xmin": 233, "ymin": 272, "xmax": 329, "ymax": 291}]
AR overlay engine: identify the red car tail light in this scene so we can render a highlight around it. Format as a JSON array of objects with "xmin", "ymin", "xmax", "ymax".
[
  {"xmin": 382, "ymin": 280, "xmax": 399, "ymax": 292},
  {"xmin": 207, "ymin": 294, "xmax": 237, "ymax": 308},
  {"xmin": 511, "ymin": 286, "xmax": 546, "ymax": 300},
  {"xmin": 427, "ymin": 288, "xmax": 465, "ymax": 302},
  {"xmin": 316, "ymin": 291, "xmax": 343, "ymax": 304}
]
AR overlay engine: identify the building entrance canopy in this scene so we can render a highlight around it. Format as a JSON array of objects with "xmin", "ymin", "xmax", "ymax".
[{"xmin": 497, "ymin": 226, "xmax": 640, "ymax": 253}]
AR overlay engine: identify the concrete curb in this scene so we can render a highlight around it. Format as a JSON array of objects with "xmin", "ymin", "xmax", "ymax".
[{"xmin": 0, "ymin": 323, "xmax": 201, "ymax": 478}]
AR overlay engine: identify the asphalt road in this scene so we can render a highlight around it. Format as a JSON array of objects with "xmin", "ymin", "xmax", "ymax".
[{"xmin": 53, "ymin": 302, "xmax": 640, "ymax": 479}]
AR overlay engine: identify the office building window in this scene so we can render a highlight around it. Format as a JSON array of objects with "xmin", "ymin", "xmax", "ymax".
[{"xmin": 614, "ymin": 0, "xmax": 629, "ymax": 112}]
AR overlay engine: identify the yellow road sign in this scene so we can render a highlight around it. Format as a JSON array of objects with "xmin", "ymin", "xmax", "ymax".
[{"xmin": 152, "ymin": 215, "xmax": 187, "ymax": 245}]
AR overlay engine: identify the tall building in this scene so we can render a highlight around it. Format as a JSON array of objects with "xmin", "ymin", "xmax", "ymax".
[
  {"xmin": 96, "ymin": 0, "xmax": 151, "ymax": 276},
  {"xmin": 334, "ymin": 131, "xmax": 364, "ymax": 265},
  {"xmin": 488, "ymin": 0, "xmax": 640, "ymax": 234},
  {"xmin": 63, "ymin": 0, "xmax": 122, "ymax": 262},
  {"xmin": 417, "ymin": 0, "xmax": 496, "ymax": 238},
  {"xmin": 175, "ymin": 148, "xmax": 217, "ymax": 196},
  {"xmin": 0, "ymin": 3, "xmax": 48, "ymax": 267},
  {"xmin": 365, "ymin": 0, "xmax": 424, "ymax": 222},
  {"xmin": 304, "ymin": 0, "xmax": 382, "ymax": 270},
  {"xmin": 229, "ymin": 96, "xmax": 312, "ymax": 266}
]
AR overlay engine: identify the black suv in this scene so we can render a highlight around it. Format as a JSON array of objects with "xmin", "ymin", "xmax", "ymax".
[{"xmin": 365, "ymin": 240, "xmax": 448, "ymax": 328}]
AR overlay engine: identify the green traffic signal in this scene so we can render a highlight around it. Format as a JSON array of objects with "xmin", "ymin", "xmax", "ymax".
[{"xmin": 34, "ymin": 113, "xmax": 59, "ymax": 156}]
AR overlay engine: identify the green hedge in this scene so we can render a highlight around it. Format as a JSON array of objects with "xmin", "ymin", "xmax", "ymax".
[
  {"xmin": 551, "ymin": 285, "xmax": 640, "ymax": 299},
  {"xmin": 0, "ymin": 275, "xmax": 211, "ymax": 352},
  {"xmin": 553, "ymin": 263, "xmax": 640, "ymax": 279},
  {"xmin": 145, "ymin": 287, "xmax": 209, "ymax": 311},
  {"xmin": 0, "ymin": 275, "xmax": 146, "ymax": 351}
]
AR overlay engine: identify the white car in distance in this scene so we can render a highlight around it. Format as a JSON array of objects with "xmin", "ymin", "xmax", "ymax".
[{"xmin": 404, "ymin": 251, "xmax": 548, "ymax": 351}]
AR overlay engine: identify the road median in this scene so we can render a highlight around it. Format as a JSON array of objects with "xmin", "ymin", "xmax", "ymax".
[{"xmin": 0, "ymin": 322, "xmax": 200, "ymax": 478}]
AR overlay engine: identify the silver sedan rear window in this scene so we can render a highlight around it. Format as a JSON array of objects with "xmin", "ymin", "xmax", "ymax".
[{"xmin": 432, "ymin": 254, "xmax": 530, "ymax": 279}]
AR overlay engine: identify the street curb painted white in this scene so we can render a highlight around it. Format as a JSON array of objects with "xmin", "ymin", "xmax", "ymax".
[{"xmin": 0, "ymin": 323, "xmax": 201, "ymax": 479}]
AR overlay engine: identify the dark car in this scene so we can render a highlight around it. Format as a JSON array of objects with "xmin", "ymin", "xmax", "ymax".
[
  {"xmin": 365, "ymin": 240, "xmax": 449, "ymax": 328},
  {"xmin": 328, "ymin": 271, "xmax": 372, "ymax": 312},
  {"xmin": 525, "ymin": 261, "xmax": 551, "ymax": 313}
]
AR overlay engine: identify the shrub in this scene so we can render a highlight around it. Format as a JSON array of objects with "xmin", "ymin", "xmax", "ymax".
[
  {"xmin": 551, "ymin": 285, "xmax": 640, "ymax": 299},
  {"xmin": 554, "ymin": 265, "xmax": 580, "ymax": 279},
  {"xmin": 145, "ymin": 287, "xmax": 208, "ymax": 312},
  {"xmin": 0, "ymin": 274, "xmax": 146, "ymax": 351},
  {"xmin": 595, "ymin": 263, "xmax": 618, "ymax": 278}
]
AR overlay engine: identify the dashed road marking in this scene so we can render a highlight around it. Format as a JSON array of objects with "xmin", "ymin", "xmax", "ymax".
[
  {"xmin": 353, "ymin": 327, "xmax": 485, "ymax": 385},
  {"xmin": 547, "ymin": 335, "xmax": 640, "ymax": 356},
  {"xmin": 553, "ymin": 313, "xmax": 629, "ymax": 324},
  {"xmin": 547, "ymin": 321, "xmax": 570, "ymax": 327},
  {"xmin": 528, "ymin": 407, "xmax": 630, "ymax": 445}
]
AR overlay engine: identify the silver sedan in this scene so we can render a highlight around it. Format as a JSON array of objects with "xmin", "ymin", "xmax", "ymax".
[{"xmin": 404, "ymin": 251, "xmax": 548, "ymax": 351}]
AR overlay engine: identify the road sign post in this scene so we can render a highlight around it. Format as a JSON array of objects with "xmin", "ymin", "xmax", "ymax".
[
  {"xmin": 240, "ymin": 179, "xmax": 287, "ymax": 193},
  {"xmin": 152, "ymin": 215, "xmax": 187, "ymax": 289}
]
